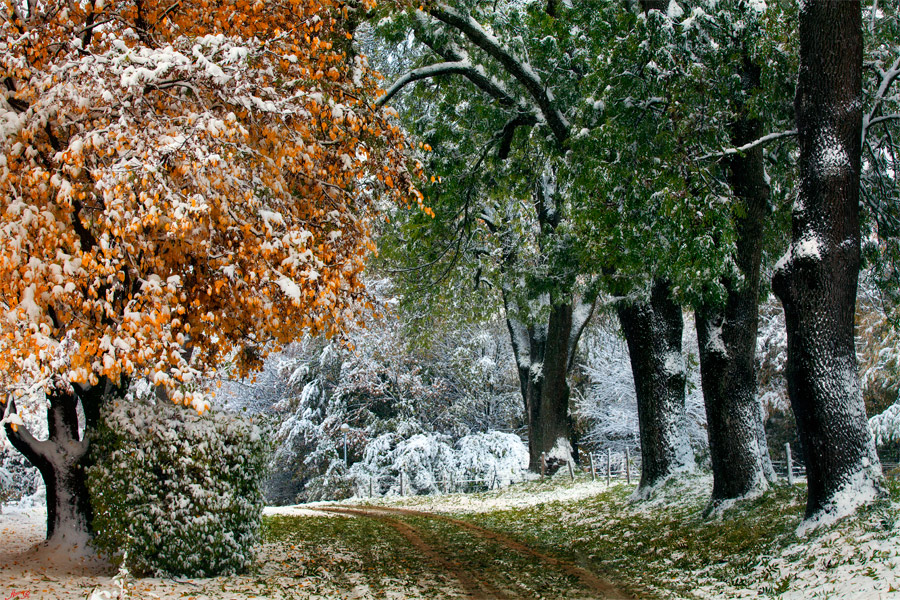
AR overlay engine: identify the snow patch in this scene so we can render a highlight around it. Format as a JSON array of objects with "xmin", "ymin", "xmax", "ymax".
[
  {"xmin": 814, "ymin": 127, "xmax": 851, "ymax": 179},
  {"xmin": 663, "ymin": 350, "xmax": 685, "ymax": 376},
  {"xmin": 796, "ymin": 466, "xmax": 882, "ymax": 537},
  {"xmin": 667, "ymin": 0, "xmax": 684, "ymax": 19},
  {"xmin": 546, "ymin": 437, "xmax": 573, "ymax": 464}
]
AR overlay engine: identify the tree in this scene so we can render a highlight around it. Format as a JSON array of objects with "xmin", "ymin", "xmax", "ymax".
[
  {"xmin": 691, "ymin": 1, "xmax": 797, "ymax": 509},
  {"xmin": 617, "ymin": 280, "xmax": 694, "ymax": 498},
  {"xmin": 0, "ymin": 0, "xmax": 416, "ymax": 546},
  {"xmin": 371, "ymin": 1, "xmax": 596, "ymax": 471},
  {"xmin": 772, "ymin": 0, "xmax": 884, "ymax": 523}
]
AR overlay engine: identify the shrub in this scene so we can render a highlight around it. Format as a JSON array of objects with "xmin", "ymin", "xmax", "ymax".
[
  {"xmin": 88, "ymin": 395, "xmax": 267, "ymax": 577},
  {"xmin": 348, "ymin": 429, "xmax": 529, "ymax": 496},
  {"xmin": 1, "ymin": 444, "xmax": 41, "ymax": 505}
]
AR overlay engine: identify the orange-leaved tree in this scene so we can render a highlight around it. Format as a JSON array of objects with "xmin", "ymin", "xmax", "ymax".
[{"xmin": 0, "ymin": 0, "xmax": 421, "ymax": 546}]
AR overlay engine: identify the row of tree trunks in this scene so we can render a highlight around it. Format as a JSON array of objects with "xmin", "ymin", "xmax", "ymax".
[{"xmin": 623, "ymin": 0, "xmax": 775, "ymax": 507}]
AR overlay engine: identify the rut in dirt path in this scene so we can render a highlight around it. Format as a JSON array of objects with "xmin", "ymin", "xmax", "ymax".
[
  {"xmin": 314, "ymin": 505, "xmax": 635, "ymax": 600},
  {"xmin": 316, "ymin": 506, "xmax": 516, "ymax": 599}
]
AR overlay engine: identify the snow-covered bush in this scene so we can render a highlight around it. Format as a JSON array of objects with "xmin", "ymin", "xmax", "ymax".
[
  {"xmin": 454, "ymin": 431, "xmax": 529, "ymax": 490},
  {"xmin": 0, "ymin": 445, "xmax": 41, "ymax": 505},
  {"xmin": 88, "ymin": 396, "xmax": 266, "ymax": 577},
  {"xmin": 351, "ymin": 430, "xmax": 456, "ymax": 495},
  {"xmin": 348, "ymin": 428, "xmax": 528, "ymax": 495},
  {"xmin": 870, "ymin": 403, "xmax": 900, "ymax": 448}
]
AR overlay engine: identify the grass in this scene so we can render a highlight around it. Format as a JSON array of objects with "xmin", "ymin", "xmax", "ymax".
[
  {"xmin": 261, "ymin": 513, "xmax": 456, "ymax": 598},
  {"xmin": 399, "ymin": 513, "xmax": 588, "ymax": 598},
  {"xmin": 456, "ymin": 477, "xmax": 801, "ymax": 597},
  {"xmin": 367, "ymin": 472, "xmax": 900, "ymax": 598},
  {"xmin": 253, "ymin": 474, "xmax": 900, "ymax": 598}
]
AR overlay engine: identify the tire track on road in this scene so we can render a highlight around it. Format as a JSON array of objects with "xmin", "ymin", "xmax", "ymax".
[
  {"xmin": 315, "ymin": 505, "xmax": 634, "ymax": 599},
  {"xmin": 370, "ymin": 506, "xmax": 633, "ymax": 599},
  {"xmin": 316, "ymin": 506, "xmax": 517, "ymax": 599}
]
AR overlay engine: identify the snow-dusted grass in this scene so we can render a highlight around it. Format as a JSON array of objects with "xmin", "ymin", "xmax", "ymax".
[
  {"xmin": 4, "ymin": 473, "xmax": 900, "ymax": 598},
  {"xmin": 441, "ymin": 473, "xmax": 900, "ymax": 599}
]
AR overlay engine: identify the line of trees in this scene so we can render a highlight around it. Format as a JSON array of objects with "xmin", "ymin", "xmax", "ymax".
[
  {"xmin": 372, "ymin": 0, "xmax": 899, "ymax": 523},
  {"xmin": 2, "ymin": 0, "xmax": 899, "ymax": 553}
]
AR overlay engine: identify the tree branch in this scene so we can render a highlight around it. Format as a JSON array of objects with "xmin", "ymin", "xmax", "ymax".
[
  {"xmin": 862, "ymin": 56, "xmax": 900, "ymax": 143},
  {"xmin": 428, "ymin": 4, "xmax": 570, "ymax": 145},
  {"xmin": 567, "ymin": 294, "xmax": 597, "ymax": 370},
  {"xmin": 698, "ymin": 129, "xmax": 798, "ymax": 161},
  {"xmin": 377, "ymin": 60, "xmax": 508, "ymax": 108}
]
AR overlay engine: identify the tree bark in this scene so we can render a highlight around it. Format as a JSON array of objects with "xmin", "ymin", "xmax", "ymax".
[
  {"xmin": 618, "ymin": 279, "xmax": 693, "ymax": 499},
  {"xmin": 772, "ymin": 0, "xmax": 883, "ymax": 519},
  {"xmin": 696, "ymin": 52, "xmax": 776, "ymax": 510},
  {"xmin": 5, "ymin": 383, "xmax": 109, "ymax": 545}
]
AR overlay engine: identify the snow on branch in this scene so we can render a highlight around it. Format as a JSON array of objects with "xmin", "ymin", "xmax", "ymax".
[
  {"xmin": 409, "ymin": 11, "xmax": 520, "ymax": 110},
  {"xmin": 428, "ymin": 4, "xmax": 570, "ymax": 145},
  {"xmin": 698, "ymin": 129, "xmax": 798, "ymax": 161},
  {"xmin": 862, "ymin": 56, "xmax": 900, "ymax": 144},
  {"xmin": 376, "ymin": 59, "xmax": 513, "ymax": 108},
  {"xmin": 567, "ymin": 296, "xmax": 597, "ymax": 370}
]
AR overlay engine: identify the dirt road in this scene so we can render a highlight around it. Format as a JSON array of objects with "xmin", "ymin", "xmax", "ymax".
[{"xmin": 314, "ymin": 505, "xmax": 635, "ymax": 600}]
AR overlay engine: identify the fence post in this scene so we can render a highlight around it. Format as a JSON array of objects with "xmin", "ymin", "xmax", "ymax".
[
  {"xmin": 785, "ymin": 443, "xmax": 795, "ymax": 486},
  {"xmin": 567, "ymin": 459, "xmax": 575, "ymax": 481},
  {"xmin": 541, "ymin": 452, "xmax": 547, "ymax": 479},
  {"xmin": 589, "ymin": 452, "xmax": 596, "ymax": 481},
  {"xmin": 445, "ymin": 472, "xmax": 450, "ymax": 495},
  {"xmin": 625, "ymin": 448, "xmax": 631, "ymax": 485},
  {"xmin": 607, "ymin": 449, "xmax": 612, "ymax": 486},
  {"xmin": 492, "ymin": 466, "xmax": 498, "ymax": 490},
  {"xmin": 450, "ymin": 472, "xmax": 454, "ymax": 493},
  {"xmin": 370, "ymin": 476, "xmax": 374, "ymax": 497},
  {"xmin": 400, "ymin": 471, "xmax": 406, "ymax": 496}
]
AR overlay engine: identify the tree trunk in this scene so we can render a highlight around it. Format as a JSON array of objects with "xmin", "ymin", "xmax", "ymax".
[
  {"xmin": 5, "ymin": 384, "xmax": 108, "ymax": 545},
  {"xmin": 506, "ymin": 295, "xmax": 594, "ymax": 472},
  {"xmin": 618, "ymin": 279, "xmax": 693, "ymax": 499},
  {"xmin": 696, "ymin": 52, "xmax": 776, "ymax": 510},
  {"xmin": 772, "ymin": 0, "xmax": 883, "ymax": 520}
]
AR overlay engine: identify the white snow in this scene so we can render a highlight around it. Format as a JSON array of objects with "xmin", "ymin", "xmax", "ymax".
[
  {"xmin": 663, "ymin": 350, "xmax": 685, "ymax": 376},
  {"xmin": 795, "ymin": 465, "xmax": 883, "ymax": 537},
  {"xmin": 546, "ymin": 437, "xmax": 574, "ymax": 464},
  {"xmin": 815, "ymin": 127, "xmax": 851, "ymax": 179},
  {"xmin": 795, "ymin": 234, "xmax": 822, "ymax": 260},
  {"xmin": 667, "ymin": 0, "xmax": 684, "ymax": 19}
]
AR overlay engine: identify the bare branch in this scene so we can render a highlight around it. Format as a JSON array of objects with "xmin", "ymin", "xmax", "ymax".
[{"xmin": 862, "ymin": 56, "xmax": 900, "ymax": 143}]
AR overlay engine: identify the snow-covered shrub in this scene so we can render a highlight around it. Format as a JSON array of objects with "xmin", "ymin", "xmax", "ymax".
[
  {"xmin": 870, "ymin": 403, "xmax": 900, "ymax": 448},
  {"xmin": 454, "ymin": 431, "xmax": 528, "ymax": 490},
  {"xmin": 348, "ymin": 429, "xmax": 528, "ymax": 495},
  {"xmin": 0, "ymin": 444, "xmax": 41, "ymax": 505},
  {"xmin": 351, "ymin": 430, "xmax": 456, "ymax": 495},
  {"xmin": 88, "ymin": 396, "xmax": 266, "ymax": 577}
]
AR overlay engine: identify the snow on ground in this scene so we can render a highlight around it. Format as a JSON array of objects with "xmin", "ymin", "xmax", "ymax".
[
  {"xmin": 5, "ymin": 476, "xmax": 900, "ymax": 599},
  {"xmin": 358, "ymin": 472, "xmax": 617, "ymax": 514},
  {"xmin": 0, "ymin": 501, "xmax": 357, "ymax": 600}
]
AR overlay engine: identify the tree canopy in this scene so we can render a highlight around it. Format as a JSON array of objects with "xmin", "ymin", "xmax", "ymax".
[{"xmin": 0, "ymin": 0, "xmax": 421, "ymax": 411}]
